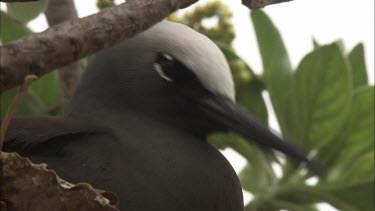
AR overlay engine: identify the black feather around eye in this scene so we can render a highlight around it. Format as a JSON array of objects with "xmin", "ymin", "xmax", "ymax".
[{"xmin": 154, "ymin": 52, "xmax": 201, "ymax": 86}]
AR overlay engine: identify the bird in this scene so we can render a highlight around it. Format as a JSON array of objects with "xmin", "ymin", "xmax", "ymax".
[{"xmin": 3, "ymin": 21, "xmax": 319, "ymax": 211}]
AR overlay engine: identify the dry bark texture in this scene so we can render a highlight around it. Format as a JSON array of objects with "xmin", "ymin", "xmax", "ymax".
[
  {"xmin": 0, "ymin": 0, "xmax": 37, "ymax": 2},
  {"xmin": 242, "ymin": 0, "xmax": 292, "ymax": 9},
  {"xmin": 0, "ymin": 0, "xmax": 198, "ymax": 93},
  {"xmin": 0, "ymin": 152, "xmax": 120, "ymax": 211},
  {"xmin": 0, "ymin": 0, "xmax": 294, "ymax": 93},
  {"xmin": 44, "ymin": 0, "xmax": 87, "ymax": 110}
]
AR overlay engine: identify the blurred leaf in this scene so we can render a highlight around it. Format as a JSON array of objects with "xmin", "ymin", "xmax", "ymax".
[
  {"xmin": 335, "ymin": 40, "xmax": 346, "ymax": 53},
  {"xmin": 239, "ymin": 164, "xmax": 260, "ymax": 193},
  {"xmin": 270, "ymin": 200, "xmax": 320, "ymax": 211},
  {"xmin": 237, "ymin": 83, "xmax": 268, "ymax": 124},
  {"xmin": 333, "ymin": 150, "xmax": 374, "ymax": 184},
  {"xmin": 0, "ymin": 88, "xmax": 48, "ymax": 118},
  {"xmin": 275, "ymin": 184, "xmax": 363, "ymax": 211},
  {"xmin": 251, "ymin": 10, "xmax": 293, "ymax": 137},
  {"xmin": 348, "ymin": 43, "xmax": 368, "ymax": 88},
  {"xmin": 287, "ymin": 44, "xmax": 352, "ymax": 150},
  {"xmin": 323, "ymin": 86, "xmax": 374, "ymax": 184},
  {"xmin": 6, "ymin": 0, "xmax": 49, "ymax": 24},
  {"xmin": 169, "ymin": 1, "xmax": 235, "ymax": 45},
  {"xmin": 326, "ymin": 180, "xmax": 374, "ymax": 211},
  {"xmin": 31, "ymin": 71, "xmax": 59, "ymax": 106},
  {"xmin": 312, "ymin": 38, "xmax": 320, "ymax": 49},
  {"xmin": 97, "ymin": 0, "xmax": 115, "ymax": 10},
  {"xmin": 210, "ymin": 133, "xmax": 276, "ymax": 192},
  {"xmin": 0, "ymin": 11, "xmax": 32, "ymax": 43}
]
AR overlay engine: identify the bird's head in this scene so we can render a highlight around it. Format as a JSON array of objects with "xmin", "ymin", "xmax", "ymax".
[{"xmin": 69, "ymin": 21, "xmax": 322, "ymax": 173}]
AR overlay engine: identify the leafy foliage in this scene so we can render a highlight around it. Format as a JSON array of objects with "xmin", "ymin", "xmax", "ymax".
[
  {"xmin": 0, "ymin": 4, "xmax": 60, "ymax": 117},
  {"xmin": 6, "ymin": 0, "xmax": 49, "ymax": 24},
  {"xmin": 171, "ymin": 2, "xmax": 374, "ymax": 210},
  {"xmin": 97, "ymin": 0, "xmax": 115, "ymax": 10},
  {"xmin": 0, "ymin": 1, "xmax": 373, "ymax": 210}
]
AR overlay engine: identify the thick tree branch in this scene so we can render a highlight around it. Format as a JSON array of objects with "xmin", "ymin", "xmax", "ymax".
[
  {"xmin": 0, "ymin": 0, "xmax": 197, "ymax": 93},
  {"xmin": 44, "ymin": 0, "xmax": 86, "ymax": 110},
  {"xmin": 242, "ymin": 0, "xmax": 292, "ymax": 9},
  {"xmin": 0, "ymin": 0, "xmax": 37, "ymax": 2},
  {"xmin": 0, "ymin": 0, "xmax": 294, "ymax": 93}
]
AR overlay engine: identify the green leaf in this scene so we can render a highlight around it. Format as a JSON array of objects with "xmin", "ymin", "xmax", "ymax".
[
  {"xmin": 333, "ymin": 150, "xmax": 374, "ymax": 185},
  {"xmin": 312, "ymin": 38, "xmax": 320, "ymax": 49},
  {"xmin": 210, "ymin": 133, "xmax": 276, "ymax": 192},
  {"xmin": 31, "ymin": 71, "xmax": 59, "ymax": 106},
  {"xmin": 348, "ymin": 43, "xmax": 368, "ymax": 88},
  {"xmin": 270, "ymin": 200, "xmax": 319, "ymax": 211},
  {"xmin": 251, "ymin": 10, "xmax": 292, "ymax": 137},
  {"xmin": 237, "ymin": 83, "xmax": 268, "ymax": 124},
  {"xmin": 324, "ymin": 86, "xmax": 374, "ymax": 184},
  {"xmin": 0, "ymin": 11, "xmax": 32, "ymax": 43},
  {"xmin": 288, "ymin": 44, "xmax": 352, "ymax": 150},
  {"xmin": 0, "ymin": 88, "xmax": 48, "ymax": 118},
  {"xmin": 239, "ymin": 164, "xmax": 261, "ymax": 193},
  {"xmin": 6, "ymin": 0, "xmax": 49, "ymax": 24},
  {"xmin": 274, "ymin": 184, "xmax": 369, "ymax": 211},
  {"xmin": 327, "ymin": 180, "xmax": 374, "ymax": 211}
]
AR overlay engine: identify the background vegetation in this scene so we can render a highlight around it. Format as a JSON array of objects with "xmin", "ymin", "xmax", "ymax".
[{"xmin": 1, "ymin": 1, "xmax": 374, "ymax": 210}]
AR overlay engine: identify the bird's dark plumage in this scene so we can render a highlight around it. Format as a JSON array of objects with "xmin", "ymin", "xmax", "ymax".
[{"xmin": 4, "ymin": 21, "xmax": 316, "ymax": 211}]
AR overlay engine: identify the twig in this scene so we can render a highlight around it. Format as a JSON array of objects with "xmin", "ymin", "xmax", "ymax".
[
  {"xmin": 0, "ymin": 75, "xmax": 38, "ymax": 150},
  {"xmin": 44, "ymin": 0, "xmax": 87, "ymax": 111},
  {"xmin": 0, "ymin": 0, "xmax": 197, "ymax": 93},
  {"xmin": 0, "ymin": 0, "xmax": 38, "ymax": 2},
  {"xmin": 242, "ymin": 0, "xmax": 292, "ymax": 9},
  {"xmin": 0, "ymin": 0, "xmax": 295, "ymax": 93}
]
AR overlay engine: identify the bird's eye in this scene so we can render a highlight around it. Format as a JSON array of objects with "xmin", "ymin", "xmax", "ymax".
[
  {"xmin": 153, "ymin": 53, "xmax": 177, "ymax": 82},
  {"xmin": 153, "ymin": 52, "xmax": 202, "ymax": 88}
]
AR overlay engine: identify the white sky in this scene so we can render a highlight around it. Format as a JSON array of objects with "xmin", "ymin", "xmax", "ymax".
[{"xmin": 1, "ymin": 1, "xmax": 373, "ymax": 209}]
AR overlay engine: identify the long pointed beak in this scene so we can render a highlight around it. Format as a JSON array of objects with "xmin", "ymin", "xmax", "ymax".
[{"xmin": 195, "ymin": 94, "xmax": 324, "ymax": 174}]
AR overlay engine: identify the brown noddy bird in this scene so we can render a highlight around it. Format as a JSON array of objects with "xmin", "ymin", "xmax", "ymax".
[{"xmin": 4, "ymin": 21, "xmax": 320, "ymax": 211}]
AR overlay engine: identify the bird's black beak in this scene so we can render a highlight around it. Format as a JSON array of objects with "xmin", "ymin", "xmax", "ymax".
[{"xmin": 194, "ymin": 94, "xmax": 324, "ymax": 174}]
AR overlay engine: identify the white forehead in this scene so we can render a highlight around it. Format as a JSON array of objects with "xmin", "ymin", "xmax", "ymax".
[{"xmin": 139, "ymin": 21, "xmax": 235, "ymax": 101}]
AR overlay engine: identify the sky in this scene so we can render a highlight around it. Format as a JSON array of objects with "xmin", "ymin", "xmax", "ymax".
[{"xmin": 1, "ymin": 0, "xmax": 373, "ymax": 209}]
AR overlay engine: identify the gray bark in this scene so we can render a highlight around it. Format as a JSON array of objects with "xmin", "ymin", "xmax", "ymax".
[
  {"xmin": 0, "ymin": 0, "xmax": 197, "ymax": 93},
  {"xmin": 44, "ymin": 0, "xmax": 87, "ymax": 111}
]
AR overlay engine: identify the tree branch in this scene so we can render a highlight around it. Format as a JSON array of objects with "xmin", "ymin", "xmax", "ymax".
[
  {"xmin": 0, "ymin": 0, "xmax": 37, "ymax": 2},
  {"xmin": 0, "ymin": 0, "xmax": 294, "ymax": 93},
  {"xmin": 44, "ymin": 0, "xmax": 86, "ymax": 111},
  {"xmin": 0, "ymin": 0, "xmax": 197, "ymax": 93},
  {"xmin": 242, "ymin": 0, "xmax": 292, "ymax": 9}
]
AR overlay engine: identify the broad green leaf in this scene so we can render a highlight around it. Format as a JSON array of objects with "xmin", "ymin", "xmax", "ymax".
[
  {"xmin": 326, "ymin": 180, "xmax": 374, "ymax": 211},
  {"xmin": 251, "ymin": 10, "xmax": 292, "ymax": 137},
  {"xmin": 312, "ymin": 38, "xmax": 320, "ymax": 49},
  {"xmin": 31, "ymin": 71, "xmax": 59, "ymax": 106},
  {"xmin": 288, "ymin": 44, "xmax": 352, "ymax": 150},
  {"xmin": 333, "ymin": 150, "xmax": 374, "ymax": 185},
  {"xmin": 270, "ymin": 200, "xmax": 320, "ymax": 211},
  {"xmin": 0, "ymin": 11, "xmax": 32, "ymax": 43},
  {"xmin": 210, "ymin": 133, "xmax": 276, "ymax": 192},
  {"xmin": 0, "ymin": 88, "xmax": 48, "ymax": 117},
  {"xmin": 323, "ymin": 86, "xmax": 374, "ymax": 183},
  {"xmin": 6, "ymin": 0, "xmax": 49, "ymax": 24},
  {"xmin": 348, "ymin": 43, "xmax": 368, "ymax": 88},
  {"xmin": 239, "ymin": 164, "xmax": 260, "ymax": 193},
  {"xmin": 237, "ymin": 82, "xmax": 268, "ymax": 124},
  {"xmin": 274, "ymin": 184, "xmax": 361, "ymax": 211}
]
